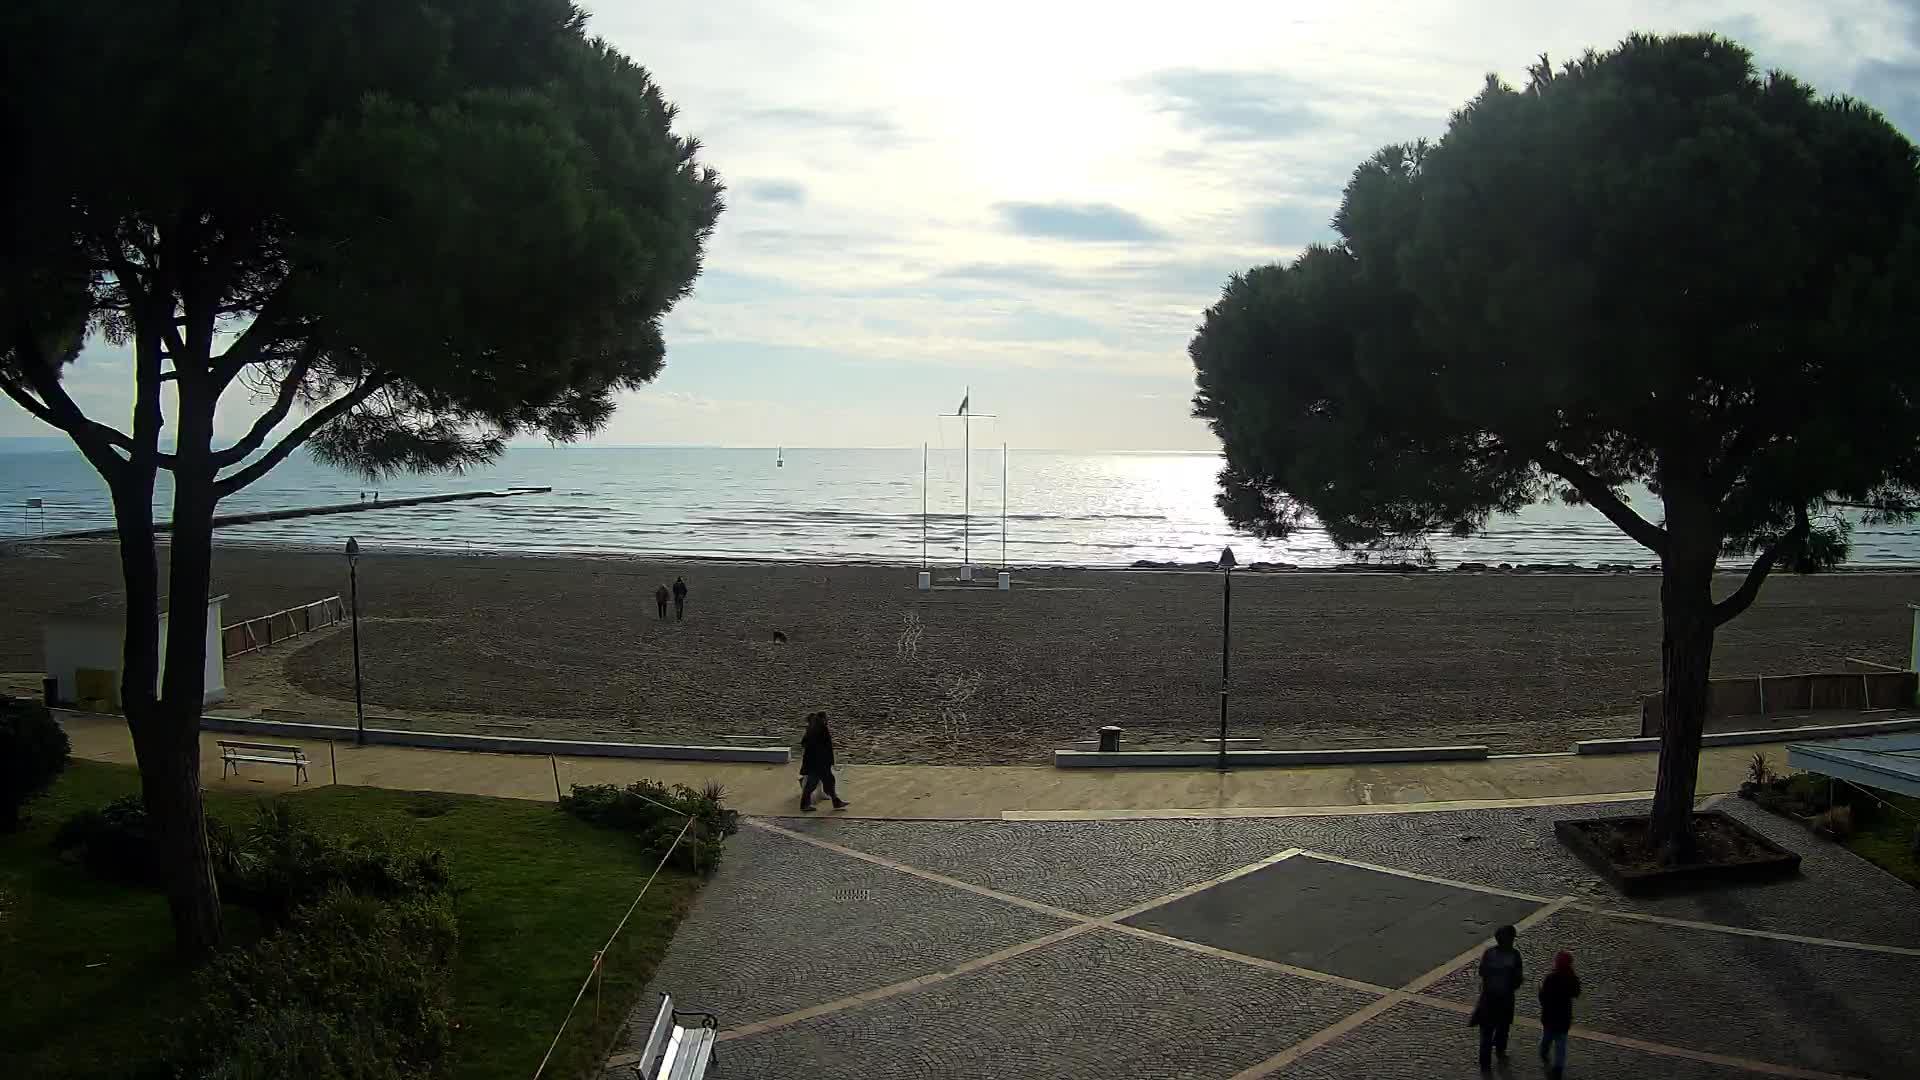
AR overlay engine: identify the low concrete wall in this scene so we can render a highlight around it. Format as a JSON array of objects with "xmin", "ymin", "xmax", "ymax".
[
  {"xmin": 1640, "ymin": 671, "xmax": 1915, "ymax": 736},
  {"xmin": 1578, "ymin": 714, "xmax": 1920, "ymax": 755},
  {"xmin": 194, "ymin": 714, "xmax": 790, "ymax": 764},
  {"xmin": 1054, "ymin": 745, "xmax": 1488, "ymax": 768}
]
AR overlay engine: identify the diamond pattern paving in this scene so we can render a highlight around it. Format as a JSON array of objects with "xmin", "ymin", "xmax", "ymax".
[{"xmin": 1122, "ymin": 854, "xmax": 1543, "ymax": 988}]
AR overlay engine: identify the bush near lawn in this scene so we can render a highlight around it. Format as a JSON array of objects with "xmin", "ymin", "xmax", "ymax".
[
  {"xmin": 1742, "ymin": 767, "xmax": 1920, "ymax": 887},
  {"xmin": 559, "ymin": 780, "xmax": 740, "ymax": 875},
  {"xmin": 0, "ymin": 694, "xmax": 70, "ymax": 831},
  {"xmin": 0, "ymin": 761, "xmax": 709, "ymax": 1080}
]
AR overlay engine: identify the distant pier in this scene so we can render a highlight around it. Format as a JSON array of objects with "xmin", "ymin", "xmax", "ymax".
[{"xmin": 27, "ymin": 487, "xmax": 553, "ymax": 540}]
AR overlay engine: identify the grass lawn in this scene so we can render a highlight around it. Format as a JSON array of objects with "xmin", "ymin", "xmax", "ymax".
[
  {"xmin": 0, "ymin": 760, "xmax": 704, "ymax": 1080},
  {"xmin": 1844, "ymin": 791, "xmax": 1920, "ymax": 888}
]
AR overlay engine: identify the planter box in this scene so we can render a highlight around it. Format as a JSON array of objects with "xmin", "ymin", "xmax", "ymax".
[{"xmin": 1554, "ymin": 812, "xmax": 1801, "ymax": 896}]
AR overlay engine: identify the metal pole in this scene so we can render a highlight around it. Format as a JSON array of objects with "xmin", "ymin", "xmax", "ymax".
[
  {"xmin": 349, "ymin": 558, "xmax": 366, "ymax": 746},
  {"xmin": 552, "ymin": 754, "xmax": 563, "ymax": 802},
  {"xmin": 922, "ymin": 442, "xmax": 928, "ymax": 569},
  {"xmin": 963, "ymin": 390, "xmax": 970, "ymax": 568},
  {"xmin": 329, "ymin": 740, "xmax": 337, "ymax": 785},
  {"xmin": 1002, "ymin": 442, "xmax": 1008, "ymax": 568},
  {"xmin": 1218, "ymin": 566, "xmax": 1231, "ymax": 772}
]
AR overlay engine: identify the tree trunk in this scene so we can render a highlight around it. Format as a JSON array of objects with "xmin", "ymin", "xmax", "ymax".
[
  {"xmin": 1649, "ymin": 515, "xmax": 1719, "ymax": 862},
  {"xmin": 151, "ymin": 385, "xmax": 225, "ymax": 959}
]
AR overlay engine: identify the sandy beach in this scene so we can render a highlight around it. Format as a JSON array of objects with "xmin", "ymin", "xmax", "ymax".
[{"xmin": 2, "ymin": 542, "xmax": 1914, "ymax": 764}]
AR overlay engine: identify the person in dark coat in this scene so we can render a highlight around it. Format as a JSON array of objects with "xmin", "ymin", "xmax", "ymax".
[
  {"xmin": 1537, "ymin": 950, "xmax": 1581, "ymax": 1079},
  {"xmin": 653, "ymin": 584, "xmax": 670, "ymax": 620},
  {"xmin": 671, "ymin": 576, "xmax": 688, "ymax": 621},
  {"xmin": 799, "ymin": 711, "xmax": 848, "ymax": 811},
  {"xmin": 1470, "ymin": 924, "xmax": 1524, "ymax": 1071}
]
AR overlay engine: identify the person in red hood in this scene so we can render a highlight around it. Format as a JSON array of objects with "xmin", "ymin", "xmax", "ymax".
[{"xmin": 1538, "ymin": 950, "xmax": 1582, "ymax": 1080}]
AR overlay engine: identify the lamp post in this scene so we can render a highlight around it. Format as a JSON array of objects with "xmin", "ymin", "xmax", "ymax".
[
  {"xmin": 346, "ymin": 536, "xmax": 366, "ymax": 746},
  {"xmin": 1217, "ymin": 546, "xmax": 1236, "ymax": 772}
]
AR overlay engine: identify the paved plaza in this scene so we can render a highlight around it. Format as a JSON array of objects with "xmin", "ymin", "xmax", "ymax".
[{"xmin": 610, "ymin": 798, "xmax": 1920, "ymax": 1079}]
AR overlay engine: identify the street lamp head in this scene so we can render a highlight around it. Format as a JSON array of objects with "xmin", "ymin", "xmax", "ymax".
[
  {"xmin": 1218, "ymin": 546, "xmax": 1237, "ymax": 570},
  {"xmin": 345, "ymin": 536, "xmax": 360, "ymax": 564}
]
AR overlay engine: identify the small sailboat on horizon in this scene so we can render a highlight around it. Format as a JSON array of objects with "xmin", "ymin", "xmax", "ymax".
[{"xmin": 776, "ymin": 446, "xmax": 784, "ymax": 468}]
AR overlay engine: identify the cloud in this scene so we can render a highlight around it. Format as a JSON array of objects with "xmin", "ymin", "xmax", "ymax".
[
  {"xmin": 1135, "ymin": 69, "xmax": 1328, "ymax": 142},
  {"xmin": 1252, "ymin": 202, "xmax": 1338, "ymax": 248},
  {"xmin": 744, "ymin": 179, "xmax": 806, "ymax": 204},
  {"xmin": 736, "ymin": 106, "xmax": 909, "ymax": 147},
  {"xmin": 995, "ymin": 202, "xmax": 1167, "ymax": 243}
]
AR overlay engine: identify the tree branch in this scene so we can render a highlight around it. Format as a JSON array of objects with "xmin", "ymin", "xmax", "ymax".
[
  {"xmin": 103, "ymin": 248, "xmax": 190, "ymax": 363},
  {"xmin": 1711, "ymin": 506, "xmax": 1809, "ymax": 627},
  {"xmin": 210, "ymin": 278, "xmax": 299, "ymax": 387},
  {"xmin": 213, "ymin": 374, "xmax": 393, "ymax": 498},
  {"xmin": 1, "ymin": 355, "xmax": 131, "ymax": 479},
  {"xmin": 209, "ymin": 341, "xmax": 319, "ymax": 468},
  {"xmin": 1535, "ymin": 447, "xmax": 1668, "ymax": 555}
]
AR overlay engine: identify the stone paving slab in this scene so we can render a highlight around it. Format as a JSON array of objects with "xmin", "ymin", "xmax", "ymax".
[
  {"xmin": 625, "ymin": 826, "xmax": 1073, "ymax": 1031},
  {"xmin": 712, "ymin": 927, "xmax": 1377, "ymax": 1080},
  {"xmin": 774, "ymin": 816, "xmax": 1295, "ymax": 913},
  {"xmin": 1277, "ymin": 1000, "xmax": 1775, "ymax": 1080},
  {"xmin": 1123, "ymin": 855, "xmax": 1543, "ymax": 988},
  {"xmin": 793, "ymin": 801, "xmax": 1920, "ymax": 949},
  {"xmin": 1426, "ymin": 906, "xmax": 1920, "ymax": 1078}
]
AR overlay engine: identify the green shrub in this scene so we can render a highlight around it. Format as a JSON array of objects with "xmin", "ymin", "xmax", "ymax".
[
  {"xmin": 172, "ymin": 887, "xmax": 459, "ymax": 1080},
  {"xmin": 0, "ymin": 695, "xmax": 70, "ymax": 830},
  {"xmin": 560, "ymin": 780, "xmax": 739, "ymax": 875},
  {"xmin": 223, "ymin": 803, "xmax": 450, "ymax": 927},
  {"xmin": 52, "ymin": 795, "xmax": 157, "ymax": 884}
]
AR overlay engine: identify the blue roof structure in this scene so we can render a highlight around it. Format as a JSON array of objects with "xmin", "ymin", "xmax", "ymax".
[{"xmin": 1788, "ymin": 733, "xmax": 1920, "ymax": 798}]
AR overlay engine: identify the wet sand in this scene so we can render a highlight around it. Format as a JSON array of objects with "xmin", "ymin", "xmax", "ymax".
[{"xmin": 2, "ymin": 542, "xmax": 1913, "ymax": 764}]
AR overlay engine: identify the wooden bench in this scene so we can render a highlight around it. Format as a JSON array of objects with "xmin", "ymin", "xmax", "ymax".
[
  {"xmin": 218, "ymin": 740, "xmax": 310, "ymax": 784},
  {"xmin": 630, "ymin": 994, "xmax": 716, "ymax": 1079}
]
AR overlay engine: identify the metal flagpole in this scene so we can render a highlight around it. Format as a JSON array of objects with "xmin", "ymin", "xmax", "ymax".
[
  {"xmin": 1002, "ymin": 442, "xmax": 1008, "ymax": 568},
  {"xmin": 939, "ymin": 390, "xmax": 993, "ymax": 571},
  {"xmin": 922, "ymin": 442, "xmax": 928, "ymax": 568}
]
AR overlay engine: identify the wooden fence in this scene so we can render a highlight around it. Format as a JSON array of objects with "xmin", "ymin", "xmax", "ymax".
[
  {"xmin": 222, "ymin": 596, "xmax": 346, "ymax": 659},
  {"xmin": 1639, "ymin": 669, "xmax": 1918, "ymax": 736}
]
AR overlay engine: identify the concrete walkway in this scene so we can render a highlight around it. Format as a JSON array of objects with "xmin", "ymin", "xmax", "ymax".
[{"xmin": 63, "ymin": 712, "xmax": 1787, "ymax": 819}]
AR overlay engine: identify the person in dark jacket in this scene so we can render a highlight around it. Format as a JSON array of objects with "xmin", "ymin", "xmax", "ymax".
[
  {"xmin": 653, "ymin": 584, "xmax": 670, "ymax": 620},
  {"xmin": 1537, "ymin": 950, "xmax": 1581, "ymax": 1079},
  {"xmin": 799, "ymin": 711, "xmax": 848, "ymax": 811},
  {"xmin": 1470, "ymin": 924, "xmax": 1524, "ymax": 1071},
  {"xmin": 671, "ymin": 576, "xmax": 689, "ymax": 621}
]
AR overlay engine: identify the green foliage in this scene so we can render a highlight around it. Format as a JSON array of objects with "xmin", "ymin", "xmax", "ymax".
[
  {"xmin": 1191, "ymin": 32, "xmax": 1920, "ymax": 570},
  {"xmin": 52, "ymin": 798, "xmax": 448, "ymax": 925},
  {"xmin": 170, "ymin": 888, "xmax": 459, "ymax": 1080},
  {"xmin": 0, "ymin": 696, "xmax": 69, "ymax": 830},
  {"xmin": 222, "ymin": 803, "xmax": 451, "ymax": 928},
  {"xmin": 51, "ymin": 795, "xmax": 156, "ymax": 884},
  {"xmin": 1747, "ymin": 753, "xmax": 1775, "ymax": 788},
  {"xmin": 2, "ymin": 0, "xmax": 724, "ymax": 478},
  {"xmin": 560, "ymin": 780, "xmax": 739, "ymax": 875}
]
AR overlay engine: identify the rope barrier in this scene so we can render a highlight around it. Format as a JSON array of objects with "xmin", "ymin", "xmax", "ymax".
[{"xmin": 530, "ymin": 814, "xmax": 695, "ymax": 1080}]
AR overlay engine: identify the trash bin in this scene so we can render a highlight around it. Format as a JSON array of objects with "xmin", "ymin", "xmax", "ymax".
[{"xmin": 1098, "ymin": 725, "xmax": 1122, "ymax": 752}]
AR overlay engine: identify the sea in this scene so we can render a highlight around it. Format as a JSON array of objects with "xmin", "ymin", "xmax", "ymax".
[{"xmin": 3, "ymin": 445, "xmax": 1918, "ymax": 568}]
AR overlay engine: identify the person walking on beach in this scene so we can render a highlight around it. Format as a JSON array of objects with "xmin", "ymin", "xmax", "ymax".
[
  {"xmin": 653, "ymin": 584, "xmax": 670, "ymax": 620},
  {"xmin": 1470, "ymin": 924, "xmax": 1524, "ymax": 1071},
  {"xmin": 1537, "ymin": 951, "xmax": 1581, "ymax": 1080},
  {"xmin": 671, "ymin": 576, "xmax": 688, "ymax": 621},
  {"xmin": 799, "ymin": 710, "xmax": 848, "ymax": 811}
]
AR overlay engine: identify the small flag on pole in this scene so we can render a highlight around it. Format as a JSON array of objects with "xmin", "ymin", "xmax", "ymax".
[{"xmin": 957, "ymin": 392, "xmax": 969, "ymax": 415}]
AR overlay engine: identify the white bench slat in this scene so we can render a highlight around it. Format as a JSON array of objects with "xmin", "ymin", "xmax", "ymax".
[
  {"xmin": 638, "ymin": 994, "xmax": 674, "ymax": 1075},
  {"xmin": 225, "ymin": 754, "xmax": 302, "ymax": 766},
  {"xmin": 660, "ymin": 1025, "xmax": 715, "ymax": 1080},
  {"xmin": 218, "ymin": 740, "xmax": 307, "ymax": 756}
]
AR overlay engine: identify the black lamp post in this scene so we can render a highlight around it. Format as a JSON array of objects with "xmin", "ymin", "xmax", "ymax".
[
  {"xmin": 346, "ymin": 536, "xmax": 366, "ymax": 746},
  {"xmin": 1217, "ymin": 545, "xmax": 1236, "ymax": 772}
]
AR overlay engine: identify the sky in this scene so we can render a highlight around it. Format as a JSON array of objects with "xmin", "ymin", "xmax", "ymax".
[{"xmin": 7, "ymin": 0, "xmax": 1920, "ymax": 452}]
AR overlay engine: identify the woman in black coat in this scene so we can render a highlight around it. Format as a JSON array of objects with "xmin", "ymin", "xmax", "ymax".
[{"xmin": 799, "ymin": 711, "xmax": 848, "ymax": 811}]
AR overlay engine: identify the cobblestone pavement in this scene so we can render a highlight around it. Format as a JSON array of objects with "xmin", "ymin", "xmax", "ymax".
[{"xmin": 609, "ymin": 798, "xmax": 1920, "ymax": 1079}]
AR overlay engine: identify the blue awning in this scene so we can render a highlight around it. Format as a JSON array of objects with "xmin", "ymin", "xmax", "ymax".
[{"xmin": 1787, "ymin": 733, "xmax": 1920, "ymax": 798}]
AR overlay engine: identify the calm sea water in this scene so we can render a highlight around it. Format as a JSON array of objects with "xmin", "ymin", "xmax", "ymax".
[{"xmin": 3, "ymin": 446, "xmax": 1918, "ymax": 567}]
